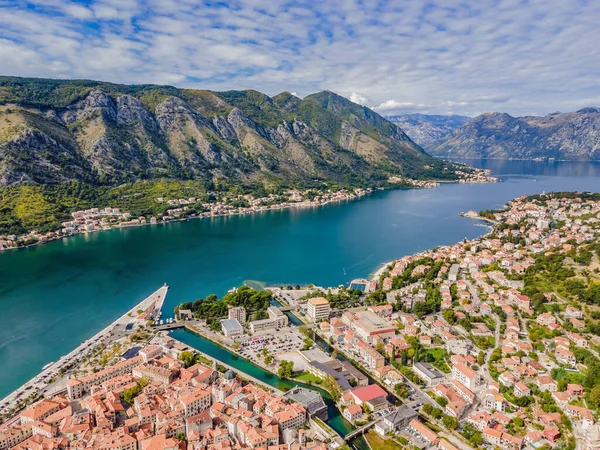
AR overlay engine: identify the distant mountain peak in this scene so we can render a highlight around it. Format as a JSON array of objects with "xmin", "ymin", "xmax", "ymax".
[{"xmin": 386, "ymin": 113, "xmax": 470, "ymax": 148}]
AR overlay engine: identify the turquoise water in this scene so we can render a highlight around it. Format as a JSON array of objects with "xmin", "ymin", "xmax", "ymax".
[{"xmin": 0, "ymin": 160, "xmax": 599, "ymax": 397}]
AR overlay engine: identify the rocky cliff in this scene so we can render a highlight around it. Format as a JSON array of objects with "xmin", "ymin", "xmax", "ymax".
[
  {"xmin": 0, "ymin": 77, "xmax": 463, "ymax": 188},
  {"xmin": 428, "ymin": 108, "xmax": 600, "ymax": 160}
]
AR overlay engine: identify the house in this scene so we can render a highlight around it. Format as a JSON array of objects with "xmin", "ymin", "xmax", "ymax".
[
  {"xmin": 514, "ymin": 382, "xmax": 531, "ymax": 398},
  {"xmin": 567, "ymin": 384, "xmax": 584, "ymax": 397},
  {"xmin": 482, "ymin": 428, "xmax": 502, "ymax": 447},
  {"xmin": 343, "ymin": 405, "xmax": 365, "ymax": 425},
  {"xmin": 566, "ymin": 405, "xmax": 595, "ymax": 428},
  {"xmin": 499, "ymin": 371, "xmax": 518, "ymax": 387},
  {"xmin": 544, "ymin": 426, "xmax": 561, "ymax": 442},
  {"xmin": 467, "ymin": 411, "xmax": 492, "ymax": 431},
  {"xmin": 537, "ymin": 375, "xmax": 557, "ymax": 392},
  {"xmin": 555, "ymin": 348, "xmax": 576, "ymax": 366},
  {"xmin": 537, "ymin": 313, "xmax": 556, "ymax": 326}
]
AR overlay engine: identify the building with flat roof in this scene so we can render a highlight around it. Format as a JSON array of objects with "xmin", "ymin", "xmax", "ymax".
[
  {"xmin": 220, "ymin": 319, "xmax": 244, "ymax": 339},
  {"xmin": 249, "ymin": 307, "xmax": 288, "ymax": 334},
  {"xmin": 349, "ymin": 310, "xmax": 397, "ymax": 343},
  {"xmin": 413, "ymin": 362, "xmax": 445, "ymax": 386},
  {"xmin": 374, "ymin": 407, "xmax": 418, "ymax": 436},
  {"xmin": 307, "ymin": 359, "xmax": 367, "ymax": 391},
  {"xmin": 307, "ymin": 297, "xmax": 330, "ymax": 321}
]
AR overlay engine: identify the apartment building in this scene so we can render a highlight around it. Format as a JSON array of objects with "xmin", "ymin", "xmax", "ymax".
[{"xmin": 307, "ymin": 297, "xmax": 330, "ymax": 321}]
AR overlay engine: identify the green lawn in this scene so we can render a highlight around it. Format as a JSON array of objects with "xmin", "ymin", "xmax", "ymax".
[
  {"xmin": 293, "ymin": 372, "xmax": 323, "ymax": 384},
  {"xmin": 365, "ymin": 430, "xmax": 404, "ymax": 450}
]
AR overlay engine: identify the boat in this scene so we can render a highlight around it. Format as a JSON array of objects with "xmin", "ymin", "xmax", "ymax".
[{"xmin": 42, "ymin": 362, "xmax": 54, "ymax": 371}]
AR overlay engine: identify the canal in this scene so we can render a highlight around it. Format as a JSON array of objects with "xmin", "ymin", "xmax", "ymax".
[{"xmin": 169, "ymin": 327, "xmax": 355, "ymax": 437}]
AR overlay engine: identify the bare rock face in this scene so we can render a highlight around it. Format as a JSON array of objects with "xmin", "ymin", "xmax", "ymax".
[
  {"xmin": 116, "ymin": 95, "xmax": 158, "ymax": 132},
  {"xmin": 339, "ymin": 120, "xmax": 360, "ymax": 151},
  {"xmin": 60, "ymin": 90, "xmax": 117, "ymax": 124},
  {"xmin": 0, "ymin": 128, "xmax": 90, "ymax": 185},
  {"xmin": 386, "ymin": 114, "xmax": 470, "ymax": 148},
  {"xmin": 212, "ymin": 115, "xmax": 237, "ymax": 142},
  {"xmin": 155, "ymin": 97, "xmax": 221, "ymax": 166}
]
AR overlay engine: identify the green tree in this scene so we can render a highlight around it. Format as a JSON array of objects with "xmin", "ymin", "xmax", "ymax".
[
  {"xmin": 179, "ymin": 351, "xmax": 195, "ymax": 368},
  {"xmin": 278, "ymin": 360, "xmax": 294, "ymax": 378},
  {"xmin": 478, "ymin": 350, "xmax": 485, "ymax": 365},
  {"xmin": 322, "ymin": 375, "xmax": 343, "ymax": 402},
  {"xmin": 443, "ymin": 416, "xmax": 458, "ymax": 430}
]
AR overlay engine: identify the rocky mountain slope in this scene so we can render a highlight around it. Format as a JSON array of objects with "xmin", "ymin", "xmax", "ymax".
[
  {"xmin": 0, "ymin": 76, "xmax": 463, "ymax": 189},
  {"xmin": 428, "ymin": 108, "xmax": 600, "ymax": 160},
  {"xmin": 386, "ymin": 114, "xmax": 469, "ymax": 147}
]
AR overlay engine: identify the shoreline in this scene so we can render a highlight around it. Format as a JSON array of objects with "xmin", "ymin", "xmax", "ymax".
[
  {"xmin": 0, "ymin": 285, "xmax": 168, "ymax": 411},
  {"xmin": 0, "ymin": 189, "xmax": 374, "ymax": 252},
  {"xmin": 440, "ymin": 156, "xmax": 600, "ymax": 162},
  {"xmin": 0, "ymin": 172, "xmax": 497, "ymax": 253},
  {"xmin": 0, "ymin": 174, "xmax": 498, "ymax": 406}
]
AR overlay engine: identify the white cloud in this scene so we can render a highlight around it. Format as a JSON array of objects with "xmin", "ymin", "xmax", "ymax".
[
  {"xmin": 373, "ymin": 100, "xmax": 430, "ymax": 113},
  {"xmin": 350, "ymin": 92, "xmax": 368, "ymax": 105},
  {"xmin": 0, "ymin": 0, "xmax": 598, "ymax": 116}
]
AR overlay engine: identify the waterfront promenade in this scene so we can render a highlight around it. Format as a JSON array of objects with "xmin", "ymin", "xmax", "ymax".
[{"xmin": 0, "ymin": 285, "xmax": 168, "ymax": 414}]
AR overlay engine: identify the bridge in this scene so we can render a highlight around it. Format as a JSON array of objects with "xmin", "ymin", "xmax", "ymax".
[
  {"xmin": 277, "ymin": 305, "xmax": 299, "ymax": 312},
  {"xmin": 344, "ymin": 419, "xmax": 378, "ymax": 440},
  {"xmin": 153, "ymin": 322, "xmax": 186, "ymax": 331}
]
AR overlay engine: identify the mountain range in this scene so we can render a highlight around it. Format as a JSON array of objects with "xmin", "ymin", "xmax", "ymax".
[
  {"xmin": 0, "ymin": 76, "xmax": 463, "ymax": 189},
  {"xmin": 427, "ymin": 108, "xmax": 600, "ymax": 160},
  {"xmin": 386, "ymin": 114, "xmax": 470, "ymax": 147}
]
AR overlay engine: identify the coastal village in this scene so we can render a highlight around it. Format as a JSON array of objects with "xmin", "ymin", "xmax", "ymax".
[
  {"xmin": 0, "ymin": 168, "xmax": 495, "ymax": 250},
  {"xmin": 2, "ymin": 191, "xmax": 598, "ymax": 450}
]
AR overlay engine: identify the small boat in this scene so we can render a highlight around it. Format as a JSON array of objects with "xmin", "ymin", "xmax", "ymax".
[{"xmin": 42, "ymin": 362, "xmax": 54, "ymax": 371}]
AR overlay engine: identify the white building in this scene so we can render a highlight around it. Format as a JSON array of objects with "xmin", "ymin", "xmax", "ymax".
[
  {"xmin": 221, "ymin": 319, "xmax": 244, "ymax": 339},
  {"xmin": 307, "ymin": 297, "xmax": 330, "ymax": 321}
]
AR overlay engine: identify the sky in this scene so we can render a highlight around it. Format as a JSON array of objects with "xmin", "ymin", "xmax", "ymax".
[{"xmin": 0, "ymin": 0, "xmax": 599, "ymax": 117}]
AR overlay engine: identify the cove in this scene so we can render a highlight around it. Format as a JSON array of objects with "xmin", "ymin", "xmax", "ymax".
[{"xmin": 1, "ymin": 159, "xmax": 599, "ymax": 398}]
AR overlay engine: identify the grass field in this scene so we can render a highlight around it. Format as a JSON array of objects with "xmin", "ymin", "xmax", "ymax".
[
  {"xmin": 364, "ymin": 430, "xmax": 404, "ymax": 450},
  {"xmin": 293, "ymin": 372, "xmax": 323, "ymax": 384}
]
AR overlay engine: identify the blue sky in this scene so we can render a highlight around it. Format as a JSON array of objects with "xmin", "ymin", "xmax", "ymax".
[{"xmin": 0, "ymin": 0, "xmax": 599, "ymax": 116}]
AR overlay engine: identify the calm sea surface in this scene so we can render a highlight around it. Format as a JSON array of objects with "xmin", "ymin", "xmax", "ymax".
[{"xmin": 0, "ymin": 159, "xmax": 599, "ymax": 397}]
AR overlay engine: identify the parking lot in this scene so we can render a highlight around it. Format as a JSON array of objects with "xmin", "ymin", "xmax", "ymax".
[{"xmin": 238, "ymin": 328, "xmax": 306, "ymax": 361}]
